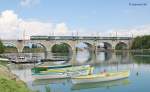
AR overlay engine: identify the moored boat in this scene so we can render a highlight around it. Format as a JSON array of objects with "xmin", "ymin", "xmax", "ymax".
[
  {"xmin": 31, "ymin": 64, "xmax": 72, "ymax": 73},
  {"xmin": 71, "ymin": 79, "xmax": 130, "ymax": 90},
  {"xmin": 38, "ymin": 64, "xmax": 72, "ymax": 69},
  {"xmin": 32, "ymin": 66, "xmax": 93, "ymax": 80},
  {"xmin": 71, "ymin": 70, "xmax": 130, "ymax": 84},
  {"xmin": 40, "ymin": 65, "xmax": 91, "ymax": 74}
]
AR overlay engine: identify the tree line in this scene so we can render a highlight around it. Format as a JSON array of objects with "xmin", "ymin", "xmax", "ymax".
[
  {"xmin": 0, "ymin": 40, "xmax": 4, "ymax": 53},
  {"xmin": 131, "ymin": 35, "xmax": 150, "ymax": 49}
]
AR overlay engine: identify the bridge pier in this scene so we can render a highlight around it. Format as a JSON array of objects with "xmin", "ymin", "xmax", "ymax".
[
  {"xmin": 16, "ymin": 41, "xmax": 24, "ymax": 53},
  {"xmin": 16, "ymin": 47, "xmax": 24, "ymax": 53},
  {"xmin": 89, "ymin": 44, "xmax": 97, "ymax": 54}
]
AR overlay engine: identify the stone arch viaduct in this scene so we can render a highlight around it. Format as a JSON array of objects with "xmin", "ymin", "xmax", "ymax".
[{"xmin": 1, "ymin": 36, "xmax": 133, "ymax": 53}]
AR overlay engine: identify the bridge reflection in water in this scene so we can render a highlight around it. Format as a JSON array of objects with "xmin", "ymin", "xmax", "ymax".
[
  {"xmin": 6, "ymin": 50, "xmax": 150, "ymax": 92},
  {"xmin": 3, "ymin": 49, "xmax": 132, "ymax": 65},
  {"xmin": 6, "ymin": 50, "xmax": 138, "ymax": 92}
]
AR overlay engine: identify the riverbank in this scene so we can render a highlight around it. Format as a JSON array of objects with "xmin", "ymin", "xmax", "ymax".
[
  {"xmin": 113, "ymin": 49, "xmax": 150, "ymax": 52},
  {"xmin": 4, "ymin": 48, "xmax": 44, "ymax": 53},
  {"xmin": 0, "ymin": 61, "xmax": 32, "ymax": 92}
]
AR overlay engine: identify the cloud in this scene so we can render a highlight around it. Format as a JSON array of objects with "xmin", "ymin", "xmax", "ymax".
[
  {"xmin": 55, "ymin": 23, "xmax": 69, "ymax": 35},
  {"xmin": 76, "ymin": 25, "xmax": 150, "ymax": 37},
  {"xmin": 0, "ymin": 10, "xmax": 71, "ymax": 40},
  {"xmin": 20, "ymin": 0, "xmax": 40, "ymax": 7},
  {"xmin": 104, "ymin": 25, "xmax": 150, "ymax": 37}
]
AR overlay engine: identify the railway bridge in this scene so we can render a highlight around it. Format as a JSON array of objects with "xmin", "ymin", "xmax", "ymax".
[{"xmin": 1, "ymin": 36, "xmax": 133, "ymax": 53}]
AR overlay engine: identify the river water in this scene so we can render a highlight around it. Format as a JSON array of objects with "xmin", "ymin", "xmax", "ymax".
[{"xmin": 5, "ymin": 50, "xmax": 150, "ymax": 92}]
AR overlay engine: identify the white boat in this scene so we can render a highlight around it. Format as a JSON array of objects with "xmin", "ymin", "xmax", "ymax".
[
  {"xmin": 71, "ymin": 79, "xmax": 130, "ymax": 90},
  {"xmin": 71, "ymin": 70, "xmax": 130, "ymax": 84},
  {"xmin": 32, "ymin": 66, "xmax": 93, "ymax": 80}
]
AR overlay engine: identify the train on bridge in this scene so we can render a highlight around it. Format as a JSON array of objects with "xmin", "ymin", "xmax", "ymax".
[{"xmin": 30, "ymin": 36, "xmax": 132, "ymax": 40}]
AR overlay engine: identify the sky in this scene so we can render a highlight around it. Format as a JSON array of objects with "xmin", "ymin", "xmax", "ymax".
[{"xmin": 0, "ymin": 0, "xmax": 150, "ymax": 39}]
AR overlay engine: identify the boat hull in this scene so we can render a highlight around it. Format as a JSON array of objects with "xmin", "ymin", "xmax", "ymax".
[
  {"xmin": 32, "ymin": 69, "xmax": 90, "ymax": 80},
  {"xmin": 41, "ymin": 65, "xmax": 91, "ymax": 74},
  {"xmin": 72, "ymin": 70, "xmax": 130, "ymax": 84},
  {"xmin": 31, "ymin": 64, "xmax": 72, "ymax": 73},
  {"xmin": 38, "ymin": 64, "xmax": 72, "ymax": 69},
  {"xmin": 71, "ymin": 79, "xmax": 130, "ymax": 90}
]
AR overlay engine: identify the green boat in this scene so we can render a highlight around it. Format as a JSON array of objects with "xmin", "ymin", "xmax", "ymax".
[
  {"xmin": 40, "ymin": 65, "xmax": 92, "ymax": 74},
  {"xmin": 32, "ymin": 65, "xmax": 93, "ymax": 80},
  {"xmin": 38, "ymin": 64, "xmax": 72, "ymax": 69},
  {"xmin": 32, "ymin": 64, "xmax": 72, "ymax": 73}
]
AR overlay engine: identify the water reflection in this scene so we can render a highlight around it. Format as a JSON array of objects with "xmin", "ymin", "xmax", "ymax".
[
  {"xmin": 3, "ymin": 50, "xmax": 150, "ymax": 92},
  {"xmin": 76, "ymin": 50, "xmax": 91, "ymax": 64},
  {"xmin": 71, "ymin": 79, "xmax": 130, "ymax": 90},
  {"xmin": 32, "ymin": 79, "xmax": 69, "ymax": 86},
  {"xmin": 96, "ymin": 51, "xmax": 112, "ymax": 62},
  {"xmin": 131, "ymin": 51, "xmax": 150, "ymax": 64}
]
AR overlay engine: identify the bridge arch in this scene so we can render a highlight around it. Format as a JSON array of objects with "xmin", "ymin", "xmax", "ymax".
[
  {"xmin": 51, "ymin": 42, "xmax": 73, "ymax": 54},
  {"xmin": 83, "ymin": 42, "xmax": 93, "ymax": 48},
  {"xmin": 76, "ymin": 41, "xmax": 93, "ymax": 52},
  {"xmin": 115, "ymin": 42, "xmax": 128, "ymax": 50},
  {"xmin": 22, "ymin": 42, "xmax": 47, "ymax": 53},
  {"xmin": 96, "ymin": 42, "xmax": 112, "ymax": 50},
  {"xmin": 102, "ymin": 42, "xmax": 112, "ymax": 50}
]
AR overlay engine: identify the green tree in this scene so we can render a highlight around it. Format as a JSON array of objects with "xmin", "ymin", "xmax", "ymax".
[
  {"xmin": 0, "ymin": 40, "xmax": 4, "ymax": 53},
  {"xmin": 115, "ymin": 43, "xmax": 127, "ymax": 50},
  {"xmin": 52, "ymin": 43, "xmax": 70, "ymax": 53},
  {"xmin": 131, "ymin": 35, "xmax": 150, "ymax": 49}
]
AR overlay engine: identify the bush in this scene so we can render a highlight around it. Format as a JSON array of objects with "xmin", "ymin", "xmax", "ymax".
[
  {"xmin": 0, "ymin": 76, "xmax": 31, "ymax": 92},
  {"xmin": 52, "ymin": 43, "xmax": 70, "ymax": 53},
  {"xmin": 131, "ymin": 35, "xmax": 150, "ymax": 49},
  {"xmin": 0, "ymin": 40, "xmax": 4, "ymax": 53}
]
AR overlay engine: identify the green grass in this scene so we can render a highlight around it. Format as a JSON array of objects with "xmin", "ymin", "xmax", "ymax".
[
  {"xmin": 0, "ymin": 76, "xmax": 32, "ymax": 92},
  {"xmin": 0, "ymin": 60, "xmax": 8, "ymax": 66},
  {"xmin": 0, "ymin": 61, "xmax": 33, "ymax": 92}
]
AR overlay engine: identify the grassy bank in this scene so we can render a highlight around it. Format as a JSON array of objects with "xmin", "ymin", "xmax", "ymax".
[
  {"xmin": 0, "ymin": 61, "xmax": 32, "ymax": 92},
  {"xmin": 0, "ymin": 76, "xmax": 31, "ymax": 92}
]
